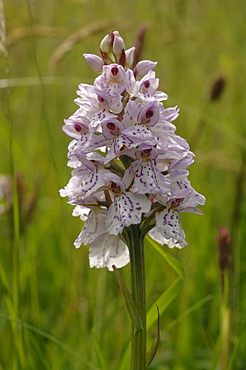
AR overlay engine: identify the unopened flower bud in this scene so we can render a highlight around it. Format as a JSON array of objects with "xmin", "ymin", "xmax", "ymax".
[
  {"xmin": 109, "ymin": 31, "xmax": 120, "ymax": 46},
  {"xmin": 134, "ymin": 60, "xmax": 158, "ymax": 79},
  {"xmin": 83, "ymin": 54, "xmax": 103, "ymax": 73},
  {"xmin": 125, "ymin": 47, "xmax": 135, "ymax": 68},
  {"xmin": 113, "ymin": 35, "xmax": 125, "ymax": 56},
  {"xmin": 100, "ymin": 34, "xmax": 111, "ymax": 53}
]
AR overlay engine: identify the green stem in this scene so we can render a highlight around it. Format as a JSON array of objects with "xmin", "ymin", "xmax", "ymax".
[
  {"xmin": 128, "ymin": 225, "xmax": 146, "ymax": 370},
  {"xmin": 220, "ymin": 269, "xmax": 231, "ymax": 370}
]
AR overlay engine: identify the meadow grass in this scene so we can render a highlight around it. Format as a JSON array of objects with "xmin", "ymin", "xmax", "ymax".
[{"xmin": 0, "ymin": 0, "xmax": 245, "ymax": 369}]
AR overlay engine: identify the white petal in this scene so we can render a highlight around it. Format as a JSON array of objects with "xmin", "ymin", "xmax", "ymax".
[
  {"xmin": 74, "ymin": 209, "xmax": 107, "ymax": 248},
  {"xmin": 122, "ymin": 124, "xmax": 157, "ymax": 145},
  {"xmin": 72, "ymin": 205, "xmax": 90, "ymax": 221},
  {"xmin": 122, "ymin": 100, "xmax": 139, "ymax": 128},
  {"xmin": 122, "ymin": 160, "xmax": 141, "ymax": 189},
  {"xmin": 154, "ymin": 91, "xmax": 168, "ymax": 101},
  {"xmin": 81, "ymin": 168, "xmax": 111, "ymax": 197},
  {"xmin": 89, "ymin": 233, "xmax": 130, "ymax": 271},
  {"xmin": 125, "ymin": 69, "xmax": 138, "ymax": 95},
  {"xmin": 59, "ymin": 175, "xmax": 83, "ymax": 199}
]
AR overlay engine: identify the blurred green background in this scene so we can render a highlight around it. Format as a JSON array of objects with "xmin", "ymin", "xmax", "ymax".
[{"xmin": 0, "ymin": 0, "xmax": 245, "ymax": 369}]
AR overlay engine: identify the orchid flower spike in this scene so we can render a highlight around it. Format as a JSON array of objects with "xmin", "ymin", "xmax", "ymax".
[{"xmin": 60, "ymin": 31, "xmax": 205, "ymax": 271}]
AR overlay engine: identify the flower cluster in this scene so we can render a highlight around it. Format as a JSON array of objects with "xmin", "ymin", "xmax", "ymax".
[{"xmin": 60, "ymin": 31, "xmax": 205, "ymax": 271}]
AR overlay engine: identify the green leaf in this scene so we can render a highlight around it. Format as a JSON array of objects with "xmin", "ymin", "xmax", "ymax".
[
  {"xmin": 147, "ymin": 277, "xmax": 184, "ymax": 330},
  {"xmin": 146, "ymin": 306, "xmax": 160, "ymax": 368},
  {"xmin": 113, "ymin": 266, "xmax": 143, "ymax": 333},
  {"xmin": 146, "ymin": 236, "xmax": 185, "ymax": 278}
]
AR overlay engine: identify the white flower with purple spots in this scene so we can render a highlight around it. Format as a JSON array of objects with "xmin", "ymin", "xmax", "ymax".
[
  {"xmin": 75, "ymin": 84, "xmax": 121, "ymax": 131},
  {"xmin": 122, "ymin": 99, "xmax": 160, "ymax": 128},
  {"xmin": 126, "ymin": 69, "xmax": 168, "ymax": 102},
  {"xmin": 94, "ymin": 64, "xmax": 126, "ymax": 97},
  {"xmin": 100, "ymin": 173, "xmax": 151, "ymax": 235},
  {"xmin": 149, "ymin": 188, "xmax": 205, "ymax": 248},
  {"xmin": 123, "ymin": 146, "xmax": 170, "ymax": 195}
]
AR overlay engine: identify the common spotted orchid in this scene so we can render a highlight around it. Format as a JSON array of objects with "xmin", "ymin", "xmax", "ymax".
[{"xmin": 60, "ymin": 30, "xmax": 205, "ymax": 271}]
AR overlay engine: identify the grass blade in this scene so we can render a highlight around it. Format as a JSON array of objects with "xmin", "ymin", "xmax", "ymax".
[{"xmin": 147, "ymin": 277, "xmax": 184, "ymax": 330}]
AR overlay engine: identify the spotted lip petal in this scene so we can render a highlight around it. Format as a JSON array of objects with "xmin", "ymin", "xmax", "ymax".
[
  {"xmin": 122, "ymin": 100, "xmax": 139, "ymax": 128},
  {"xmin": 149, "ymin": 226, "xmax": 187, "ymax": 249},
  {"xmin": 89, "ymin": 233, "xmax": 130, "ymax": 271},
  {"xmin": 154, "ymin": 207, "xmax": 187, "ymax": 248},
  {"xmin": 68, "ymin": 133, "xmax": 108, "ymax": 155},
  {"xmin": 106, "ymin": 192, "xmax": 151, "ymax": 235}
]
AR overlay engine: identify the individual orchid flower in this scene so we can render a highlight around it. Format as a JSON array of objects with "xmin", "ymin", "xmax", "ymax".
[
  {"xmin": 63, "ymin": 114, "xmax": 108, "ymax": 156},
  {"xmin": 122, "ymin": 99, "xmax": 160, "ymax": 129},
  {"xmin": 73, "ymin": 205, "xmax": 130, "ymax": 270},
  {"xmin": 148, "ymin": 180, "xmax": 205, "ymax": 249},
  {"xmin": 75, "ymin": 84, "xmax": 121, "ymax": 131},
  {"xmin": 94, "ymin": 64, "xmax": 126, "ymax": 97},
  {"xmin": 100, "ymin": 173, "xmax": 152, "ymax": 235},
  {"xmin": 60, "ymin": 153, "xmax": 110, "ymax": 201},
  {"xmin": 126, "ymin": 68, "xmax": 168, "ymax": 102},
  {"xmin": 62, "ymin": 115, "xmax": 90, "ymax": 140},
  {"xmin": 123, "ymin": 145, "xmax": 171, "ymax": 195}
]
